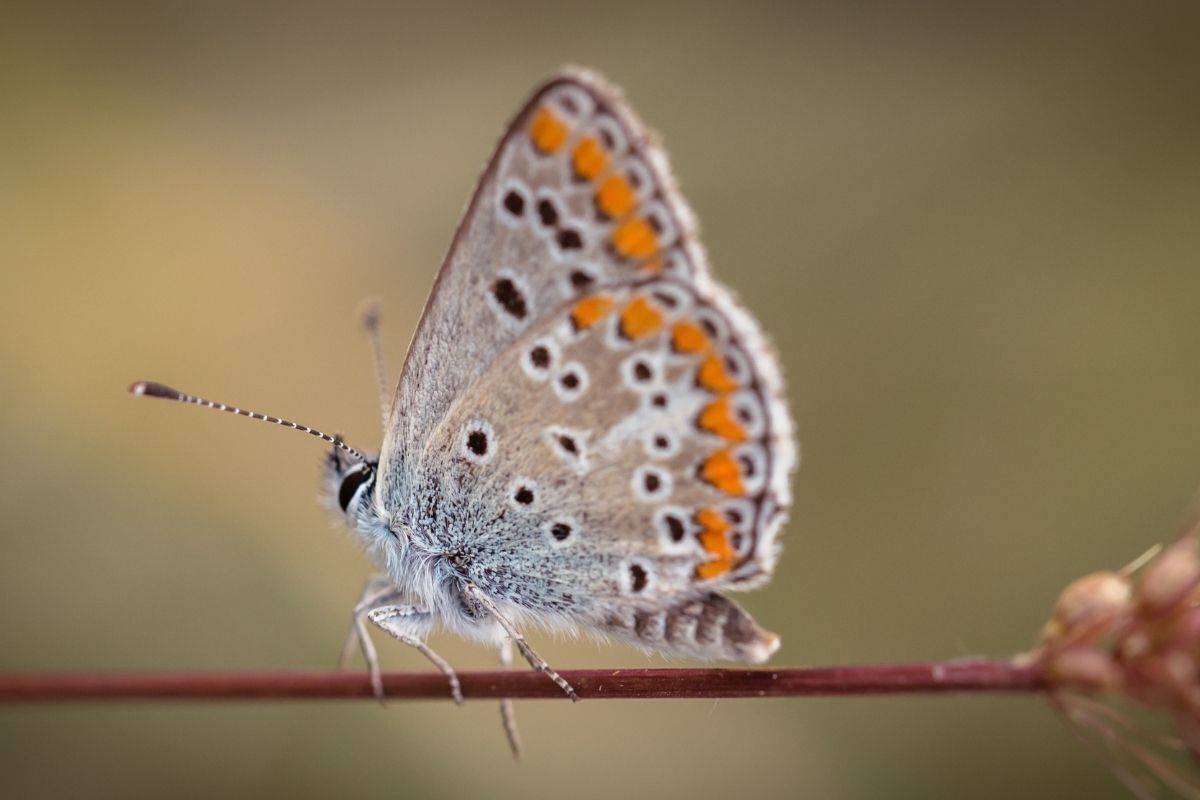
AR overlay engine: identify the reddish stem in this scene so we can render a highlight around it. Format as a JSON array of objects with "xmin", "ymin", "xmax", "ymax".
[{"xmin": 0, "ymin": 660, "xmax": 1047, "ymax": 702}]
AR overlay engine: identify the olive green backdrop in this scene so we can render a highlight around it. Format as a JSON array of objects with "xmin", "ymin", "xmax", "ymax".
[{"xmin": 3, "ymin": 1, "xmax": 1199, "ymax": 798}]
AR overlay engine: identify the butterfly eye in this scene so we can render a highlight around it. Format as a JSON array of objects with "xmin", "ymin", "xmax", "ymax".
[{"xmin": 338, "ymin": 466, "xmax": 372, "ymax": 513}]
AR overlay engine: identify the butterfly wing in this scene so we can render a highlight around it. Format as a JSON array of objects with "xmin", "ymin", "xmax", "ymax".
[
  {"xmin": 382, "ymin": 69, "xmax": 630, "ymax": 484},
  {"xmin": 382, "ymin": 69, "xmax": 796, "ymax": 661}
]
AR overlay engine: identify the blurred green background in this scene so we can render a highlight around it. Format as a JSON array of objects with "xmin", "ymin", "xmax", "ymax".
[{"xmin": 3, "ymin": 1, "xmax": 1199, "ymax": 797}]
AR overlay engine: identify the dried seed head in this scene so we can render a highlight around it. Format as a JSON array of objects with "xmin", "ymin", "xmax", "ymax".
[
  {"xmin": 1041, "ymin": 570, "xmax": 1132, "ymax": 647},
  {"xmin": 1137, "ymin": 535, "xmax": 1200, "ymax": 614},
  {"xmin": 1116, "ymin": 629, "xmax": 1152, "ymax": 662},
  {"xmin": 1127, "ymin": 651, "xmax": 1200, "ymax": 711},
  {"xmin": 1033, "ymin": 526, "xmax": 1200, "ymax": 794},
  {"xmin": 1044, "ymin": 647, "xmax": 1123, "ymax": 690}
]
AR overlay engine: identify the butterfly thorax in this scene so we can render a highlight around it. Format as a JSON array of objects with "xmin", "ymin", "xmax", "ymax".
[{"xmin": 326, "ymin": 446, "xmax": 508, "ymax": 637}]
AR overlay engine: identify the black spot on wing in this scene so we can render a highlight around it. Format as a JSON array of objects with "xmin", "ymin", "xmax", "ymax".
[{"xmin": 492, "ymin": 278, "xmax": 527, "ymax": 319}]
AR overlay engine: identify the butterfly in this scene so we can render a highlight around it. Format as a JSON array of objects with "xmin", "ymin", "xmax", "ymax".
[{"xmin": 132, "ymin": 67, "xmax": 797, "ymax": 757}]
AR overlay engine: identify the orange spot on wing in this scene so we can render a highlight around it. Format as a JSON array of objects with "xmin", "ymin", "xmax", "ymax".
[
  {"xmin": 612, "ymin": 218, "xmax": 659, "ymax": 260},
  {"xmin": 596, "ymin": 174, "xmax": 637, "ymax": 219},
  {"xmin": 671, "ymin": 321, "xmax": 710, "ymax": 354},
  {"xmin": 530, "ymin": 106, "xmax": 569, "ymax": 153},
  {"xmin": 700, "ymin": 449, "xmax": 745, "ymax": 495},
  {"xmin": 698, "ymin": 353, "xmax": 738, "ymax": 394},
  {"xmin": 695, "ymin": 507, "xmax": 738, "ymax": 578},
  {"xmin": 695, "ymin": 508, "xmax": 736, "ymax": 559},
  {"xmin": 571, "ymin": 295, "xmax": 616, "ymax": 330},
  {"xmin": 619, "ymin": 296, "xmax": 664, "ymax": 339},
  {"xmin": 698, "ymin": 397, "xmax": 748, "ymax": 442},
  {"xmin": 695, "ymin": 559, "xmax": 733, "ymax": 580},
  {"xmin": 571, "ymin": 137, "xmax": 607, "ymax": 181}
]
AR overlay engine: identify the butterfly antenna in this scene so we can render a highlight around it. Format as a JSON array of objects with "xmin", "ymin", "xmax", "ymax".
[
  {"xmin": 360, "ymin": 299, "xmax": 391, "ymax": 431},
  {"xmin": 128, "ymin": 380, "xmax": 371, "ymax": 467}
]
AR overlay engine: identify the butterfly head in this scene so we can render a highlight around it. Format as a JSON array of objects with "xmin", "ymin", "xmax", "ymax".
[{"xmin": 324, "ymin": 441, "xmax": 378, "ymax": 520}]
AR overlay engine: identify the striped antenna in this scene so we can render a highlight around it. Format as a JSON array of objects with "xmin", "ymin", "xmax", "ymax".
[{"xmin": 129, "ymin": 381, "xmax": 370, "ymax": 466}]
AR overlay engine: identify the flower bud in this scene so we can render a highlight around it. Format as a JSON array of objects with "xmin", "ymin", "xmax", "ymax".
[
  {"xmin": 1042, "ymin": 571, "xmax": 1132, "ymax": 646},
  {"xmin": 1138, "ymin": 536, "xmax": 1200, "ymax": 615}
]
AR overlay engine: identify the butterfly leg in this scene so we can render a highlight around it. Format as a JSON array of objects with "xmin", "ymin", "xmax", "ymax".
[
  {"xmin": 498, "ymin": 636, "xmax": 522, "ymax": 760},
  {"xmin": 367, "ymin": 605, "xmax": 464, "ymax": 705},
  {"xmin": 463, "ymin": 582, "xmax": 578, "ymax": 701},
  {"xmin": 338, "ymin": 574, "xmax": 395, "ymax": 669},
  {"xmin": 338, "ymin": 575, "xmax": 404, "ymax": 703}
]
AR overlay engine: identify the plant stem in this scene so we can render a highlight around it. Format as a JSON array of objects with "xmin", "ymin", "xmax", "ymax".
[{"xmin": 0, "ymin": 659, "xmax": 1047, "ymax": 702}]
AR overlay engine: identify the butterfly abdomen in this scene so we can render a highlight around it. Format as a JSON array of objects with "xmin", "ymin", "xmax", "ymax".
[{"xmin": 602, "ymin": 592, "xmax": 780, "ymax": 664}]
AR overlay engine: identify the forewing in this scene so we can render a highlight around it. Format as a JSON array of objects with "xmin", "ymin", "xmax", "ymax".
[{"xmin": 382, "ymin": 68, "xmax": 745, "ymax": 485}]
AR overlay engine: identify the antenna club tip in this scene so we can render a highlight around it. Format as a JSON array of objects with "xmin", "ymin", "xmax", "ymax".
[{"xmin": 129, "ymin": 380, "xmax": 181, "ymax": 400}]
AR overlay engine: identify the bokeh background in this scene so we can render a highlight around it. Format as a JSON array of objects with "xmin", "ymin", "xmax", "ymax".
[{"xmin": 3, "ymin": 1, "xmax": 1200, "ymax": 798}]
